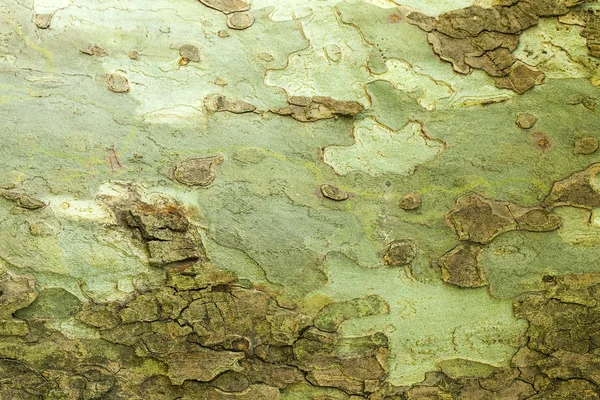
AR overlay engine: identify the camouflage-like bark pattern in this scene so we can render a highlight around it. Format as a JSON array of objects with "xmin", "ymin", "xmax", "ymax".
[{"xmin": 1, "ymin": 0, "xmax": 600, "ymax": 398}]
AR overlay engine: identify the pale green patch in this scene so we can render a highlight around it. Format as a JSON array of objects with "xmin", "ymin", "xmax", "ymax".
[
  {"xmin": 50, "ymin": 320, "xmax": 102, "ymax": 340},
  {"xmin": 323, "ymin": 117, "xmax": 444, "ymax": 176},
  {"xmin": 365, "ymin": 0, "xmax": 400, "ymax": 8},
  {"xmin": 396, "ymin": 0, "xmax": 477, "ymax": 15},
  {"xmin": 336, "ymin": 1, "xmax": 516, "ymax": 110},
  {"xmin": 37, "ymin": 0, "xmax": 307, "ymax": 122},
  {"xmin": 311, "ymin": 252, "xmax": 527, "ymax": 386},
  {"xmin": 48, "ymin": 196, "xmax": 115, "ymax": 224},
  {"xmin": 257, "ymin": 0, "xmax": 481, "ymax": 22},
  {"xmin": 0, "ymin": 185, "xmax": 163, "ymax": 302},
  {"xmin": 265, "ymin": 6, "xmax": 373, "ymax": 106},
  {"xmin": 33, "ymin": 0, "xmax": 70, "ymax": 14},
  {"xmin": 372, "ymin": 59, "xmax": 454, "ymax": 110},
  {"xmin": 255, "ymin": 0, "xmax": 398, "ymax": 22},
  {"xmin": 443, "ymin": 70, "xmax": 515, "ymax": 108},
  {"xmin": 255, "ymin": 0, "xmax": 340, "ymax": 21},
  {"xmin": 0, "ymin": 219, "xmax": 159, "ymax": 302},
  {"xmin": 438, "ymin": 358, "xmax": 499, "ymax": 379},
  {"xmin": 482, "ymin": 208, "xmax": 600, "ymax": 299},
  {"xmin": 558, "ymin": 206, "xmax": 600, "ymax": 245},
  {"xmin": 514, "ymin": 19, "xmax": 597, "ymax": 80},
  {"xmin": 592, "ymin": 208, "xmax": 600, "ymax": 227}
]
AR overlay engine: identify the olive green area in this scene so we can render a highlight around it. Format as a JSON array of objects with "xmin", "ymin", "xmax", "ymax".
[
  {"xmin": 1, "ymin": 0, "xmax": 600, "ymax": 397},
  {"xmin": 313, "ymin": 294, "xmax": 390, "ymax": 333}
]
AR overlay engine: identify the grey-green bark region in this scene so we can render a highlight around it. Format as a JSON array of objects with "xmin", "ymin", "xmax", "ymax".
[{"xmin": 1, "ymin": 0, "xmax": 600, "ymax": 398}]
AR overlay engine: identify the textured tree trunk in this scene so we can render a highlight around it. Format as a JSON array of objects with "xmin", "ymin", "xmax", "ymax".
[{"xmin": 1, "ymin": 0, "xmax": 600, "ymax": 398}]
